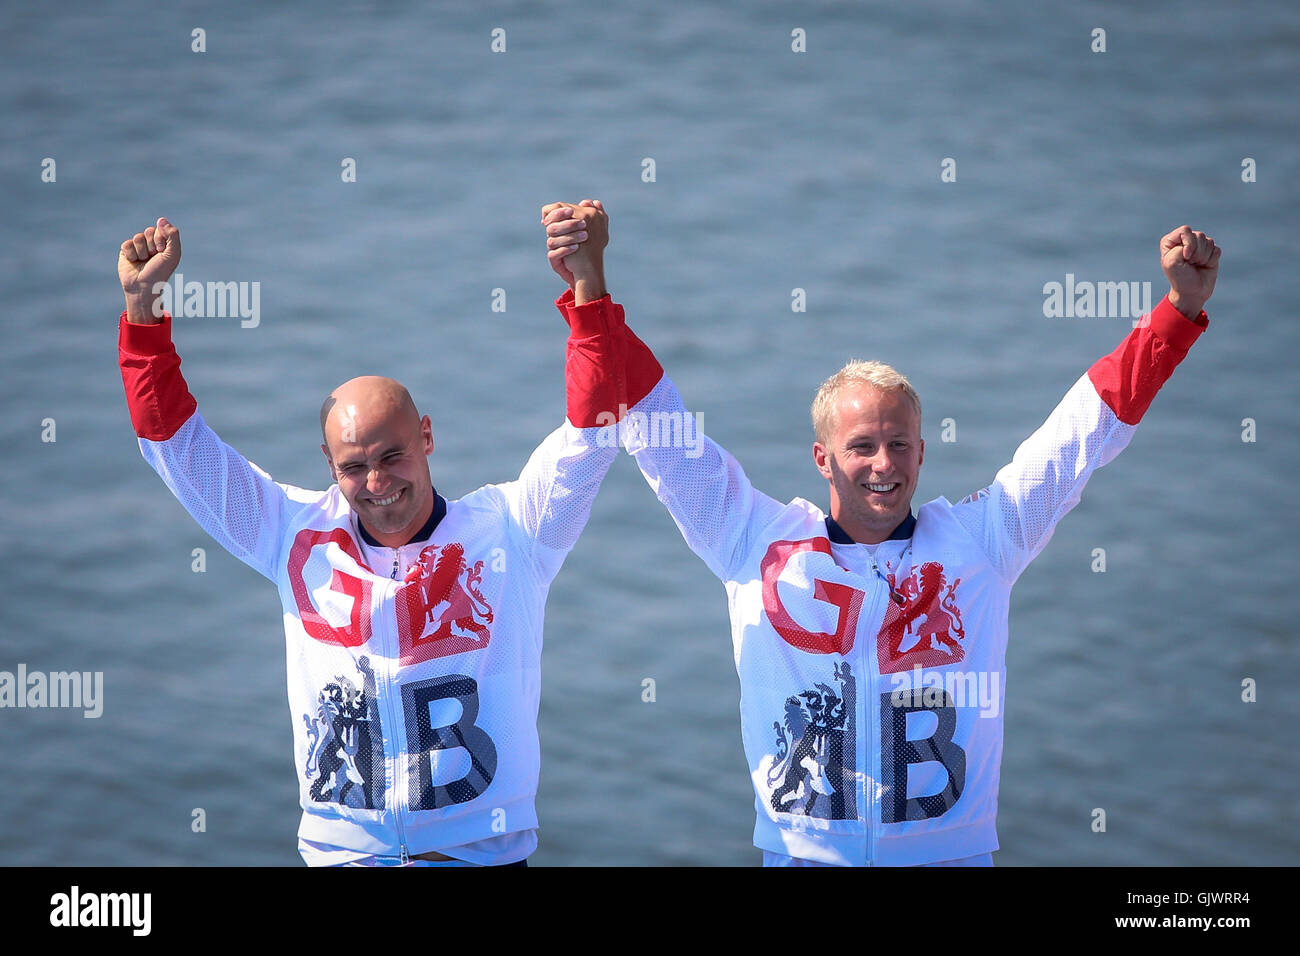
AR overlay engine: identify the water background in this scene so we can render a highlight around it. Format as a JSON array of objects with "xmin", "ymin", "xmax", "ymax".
[{"xmin": 1, "ymin": 0, "xmax": 1297, "ymax": 865}]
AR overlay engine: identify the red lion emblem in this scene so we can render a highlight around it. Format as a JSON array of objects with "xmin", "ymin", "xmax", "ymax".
[
  {"xmin": 395, "ymin": 542, "xmax": 495, "ymax": 665},
  {"xmin": 876, "ymin": 562, "xmax": 965, "ymax": 673}
]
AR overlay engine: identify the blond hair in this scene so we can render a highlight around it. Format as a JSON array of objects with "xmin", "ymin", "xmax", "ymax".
[{"xmin": 811, "ymin": 360, "xmax": 921, "ymax": 444}]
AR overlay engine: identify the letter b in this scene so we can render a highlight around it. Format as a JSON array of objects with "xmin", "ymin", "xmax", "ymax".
[{"xmin": 880, "ymin": 690, "xmax": 965, "ymax": 822}]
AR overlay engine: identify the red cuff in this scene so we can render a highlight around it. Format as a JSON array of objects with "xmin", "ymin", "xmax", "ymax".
[
  {"xmin": 1143, "ymin": 293, "xmax": 1209, "ymax": 348},
  {"xmin": 118, "ymin": 310, "xmax": 198, "ymax": 441},
  {"xmin": 119, "ymin": 311, "xmax": 177, "ymax": 354},
  {"xmin": 556, "ymin": 290, "xmax": 621, "ymax": 338},
  {"xmin": 553, "ymin": 289, "xmax": 575, "ymax": 327},
  {"xmin": 554, "ymin": 290, "xmax": 664, "ymax": 426},
  {"xmin": 623, "ymin": 325, "xmax": 664, "ymax": 409},
  {"xmin": 1087, "ymin": 294, "xmax": 1208, "ymax": 426}
]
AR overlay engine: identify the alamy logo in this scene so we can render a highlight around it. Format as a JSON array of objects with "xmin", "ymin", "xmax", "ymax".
[
  {"xmin": 151, "ymin": 273, "xmax": 261, "ymax": 327},
  {"xmin": 593, "ymin": 404, "xmax": 705, "ymax": 458},
  {"xmin": 1042, "ymin": 274, "xmax": 1152, "ymax": 319},
  {"xmin": 0, "ymin": 664, "xmax": 102, "ymax": 718},
  {"xmin": 49, "ymin": 886, "xmax": 150, "ymax": 936}
]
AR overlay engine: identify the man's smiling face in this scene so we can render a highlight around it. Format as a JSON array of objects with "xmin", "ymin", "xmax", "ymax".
[
  {"xmin": 813, "ymin": 384, "xmax": 924, "ymax": 544},
  {"xmin": 320, "ymin": 376, "xmax": 434, "ymax": 547}
]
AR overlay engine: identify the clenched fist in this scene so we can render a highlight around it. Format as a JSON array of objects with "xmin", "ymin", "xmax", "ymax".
[
  {"xmin": 118, "ymin": 217, "xmax": 181, "ymax": 325},
  {"xmin": 1160, "ymin": 226, "xmax": 1220, "ymax": 319}
]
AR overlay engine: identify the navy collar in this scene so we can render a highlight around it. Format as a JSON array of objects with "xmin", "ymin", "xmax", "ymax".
[
  {"xmin": 357, "ymin": 490, "xmax": 447, "ymax": 548},
  {"xmin": 825, "ymin": 511, "xmax": 915, "ymax": 545}
]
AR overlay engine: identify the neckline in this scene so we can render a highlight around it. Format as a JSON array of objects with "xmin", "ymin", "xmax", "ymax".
[
  {"xmin": 825, "ymin": 511, "xmax": 915, "ymax": 545},
  {"xmin": 356, "ymin": 490, "xmax": 447, "ymax": 548}
]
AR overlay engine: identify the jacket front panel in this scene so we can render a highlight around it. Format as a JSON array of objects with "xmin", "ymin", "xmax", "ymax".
[{"xmin": 279, "ymin": 482, "xmax": 547, "ymax": 855}]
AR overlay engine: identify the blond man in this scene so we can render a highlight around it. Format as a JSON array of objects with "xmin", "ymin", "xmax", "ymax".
[{"xmin": 546, "ymin": 209, "xmax": 1219, "ymax": 866}]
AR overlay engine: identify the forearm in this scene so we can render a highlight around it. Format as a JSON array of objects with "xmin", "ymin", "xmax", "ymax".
[
  {"xmin": 503, "ymin": 291, "xmax": 630, "ymax": 556},
  {"xmin": 1088, "ymin": 292, "xmax": 1208, "ymax": 425},
  {"xmin": 119, "ymin": 312, "xmax": 197, "ymax": 440},
  {"xmin": 622, "ymin": 375, "xmax": 786, "ymax": 581},
  {"xmin": 119, "ymin": 312, "xmax": 293, "ymax": 578},
  {"xmin": 958, "ymin": 294, "xmax": 1210, "ymax": 581},
  {"xmin": 505, "ymin": 289, "xmax": 667, "ymax": 556},
  {"xmin": 507, "ymin": 423, "xmax": 618, "ymax": 558},
  {"xmin": 571, "ymin": 258, "xmax": 607, "ymax": 307}
]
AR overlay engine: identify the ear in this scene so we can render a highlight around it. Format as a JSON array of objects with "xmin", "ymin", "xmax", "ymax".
[
  {"xmin": 321, "ymin": 442, "xmax": 336, "ymax": 482},
  {"xmin": 420, "ymin": 414, "xmax": 434, "ymax": 455},
  {"xmin": 812, "ymin": 441, "xmax": 832, "ymax": 481},
  {"xmin": 918, "ymin": 437, "xmax": 925, "ymax": 469}
]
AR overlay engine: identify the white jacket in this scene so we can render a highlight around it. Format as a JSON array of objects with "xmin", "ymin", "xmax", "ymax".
[
  {"xmin": 620, "ymin": 295, "xmax": 1208, "ymax": 865},
  {"xmin": 118, "ymin": 291, "xmax": 653, "ymax": 864}
]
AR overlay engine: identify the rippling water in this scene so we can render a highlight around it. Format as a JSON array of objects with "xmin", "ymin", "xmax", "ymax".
[{"xmin": 1, "ymin": 0, "xmax": 1297, "ymax": 865}]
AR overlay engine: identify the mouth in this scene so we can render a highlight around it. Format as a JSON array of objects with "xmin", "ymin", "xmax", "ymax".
[
  {"xmin": 366, "ymin": 488, "xmax": 404, "ymax": 507},
  {"xmin": 863, "ymin": 482, "xmax": 899, "ymax": 497}
]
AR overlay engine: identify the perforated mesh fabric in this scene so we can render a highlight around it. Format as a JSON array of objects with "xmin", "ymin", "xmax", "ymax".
[
  {"xmin": 498, "ymin": 421, "xmax": 618, "ymax": 574},
  {"xmin": 139, "ymin": 407, "xmax": 616, "ymax": 861},
  {"xmin": 950, "ymin": 373, "xmax": 1136, "ymax": 584},
  {"xmin": 621, "ymin": 367, "xmax": 1145, "ymax": 865},
  {"xmin": 140, "ymin": 412, "xmax": 322, "ymax": 580},
  {"xmin": 622, "ymin": 376, "xmax": 789, "ymax": 581}
]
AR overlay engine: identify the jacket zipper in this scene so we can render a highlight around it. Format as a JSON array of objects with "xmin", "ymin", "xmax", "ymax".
[
  {"xmin": 860, "ymin": 552, "xmax": 897, "ymax": 866},
  {"xmin": 837, "ymin": 545, "xmax": 885, "ymax": 866},
  {"xmin": 864, "ymin": 578, "xmax": 882, "ymax": 866},
  {"xmin": 380, "ymin": 543, "xmax": 410, "ymax": 863}
]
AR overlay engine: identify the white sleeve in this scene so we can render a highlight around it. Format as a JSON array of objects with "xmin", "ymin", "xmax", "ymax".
[
  {"xmin": 495, "ymin": 422, "xmax": 618, "ymax": 582},
  {"xmin": 139, "ymin": 411, "xmax": 310, "ymax": 581},
  {"xmin": 950, "ymin": 374, "xmax": 1133, "ymax": 584},
  {"xmin": 622, "ymin": 375, "xmax": 789, "ymax": 581},
  {"xmin": 951, "ymin": 295, "xmax": 1208, "ymax": 583}
]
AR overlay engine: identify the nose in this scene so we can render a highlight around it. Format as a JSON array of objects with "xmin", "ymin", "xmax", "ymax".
[
  {"xmin": 365, "ymin": 466, "xmax": 390, "ymax": 493},
  {"xmin": 868, "ymin": 446, "xmax": 894, "ymax": 475}
]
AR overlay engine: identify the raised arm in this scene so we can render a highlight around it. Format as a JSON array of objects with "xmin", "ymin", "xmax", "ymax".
[
  {"xmin": 543, "ymin": 201, "xmax": 789, "ymax": 582},
  {"xmin": 952, "ymin": 226, "xmax": 1220, "ymax": 583},
  {"xmin": 117, "ymin": 219, "xmax": 306, "ymax": 580},
  {"xmin": 488, "ymin": 201, "xmax": 639, "ymax": 581}
]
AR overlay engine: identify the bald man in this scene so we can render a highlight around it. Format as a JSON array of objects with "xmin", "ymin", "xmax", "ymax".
[
  {"xmin": 318, "ymin": 376, "xmax": 437, "ymax": 556},
  {"xmin": 116, "ymin": 207, "xmax": 661, "ymax": 865}
]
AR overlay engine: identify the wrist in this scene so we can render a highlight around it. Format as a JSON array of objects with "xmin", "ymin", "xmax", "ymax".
[
  {"xmin": 571, "ymin": 262, "xmax": 607, "ymax": 306},
  {"xmin": 1167, "ymin": 290, "xmax": 1205, "ymax": 320},
  {"xmin": 124, "ymin": 290, "xmax": 163, "ymax": 325}
]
